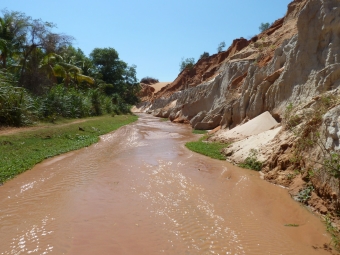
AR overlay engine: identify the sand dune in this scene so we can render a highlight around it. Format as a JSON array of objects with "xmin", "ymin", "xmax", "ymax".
[{"xmin": 150, "ymin": 82, "xmax": 171, "ymax": 93}]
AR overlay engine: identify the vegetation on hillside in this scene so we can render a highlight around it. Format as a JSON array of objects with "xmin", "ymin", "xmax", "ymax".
[
  {"xmin": 179, "ymin": 57, "xmax": 195, "ymax": 72},
  {"xmin": 140, "ymin": 76, "xmax": 159, "ymax": 84},
  {"xmin": 0, "ymin": 10, "xmax": 140, "ymax": 127},
  {"xmin": 217, "ymin": 41, "xmax": 226, "ymax": 53},
  {"xmin": 199, "ymin": 52, "xmax": 210, "ymax": 60},
  {"xmin": 259, "ymin": 22, "xmax": 271, "ymax": 32}
]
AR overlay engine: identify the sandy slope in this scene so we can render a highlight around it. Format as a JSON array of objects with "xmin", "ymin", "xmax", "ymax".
[
  {"xmin": 214, "ymin": 111, "xmax": 279, "ymax": 142},
  {"xmin": 150, "ymin": 82, "xmax": 171, "ymax": 93}
]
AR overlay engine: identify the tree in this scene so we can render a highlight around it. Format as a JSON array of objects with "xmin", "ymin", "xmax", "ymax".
[
  {"xmin": 4, "ymin": 14, "xmax": 74, "ymax": 93},
  {"xmin": 90, "ymin": 47, "xmax": 126, "ymax": 85},
  {"xmin": 179, "ymin": 57, "xmax": 195, "ymax": 72},
  {"xmin": 199, "ymin": 52, "xmax": 209, "ymax": 60},
  {"xmin": 217, "ymin": 41, "xmax": 226, "ymax": 53},
  {"xmin": 0, "ymin": 10, "xmax": 29, "ymax": 69},
  {"xmin": 259, "ymin": 22, "xmax": 271, "ymax": 32},
  {"xmin": 90, "ymin": 47, "xmax": 139, "ymax": 104}
]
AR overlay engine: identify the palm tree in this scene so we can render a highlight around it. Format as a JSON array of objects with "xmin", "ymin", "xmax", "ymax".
[{"xmin": 39, "ymin": 53, "xmax": 94, "ymax": 87}]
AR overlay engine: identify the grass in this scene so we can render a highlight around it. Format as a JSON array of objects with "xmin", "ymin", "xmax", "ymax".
[
  {"xmin": 238, "ymin": 149, "xmax": 263, "ymax": 171},
  {"xmin": 192, "ymin": 129, "xmax": 208, "ymax": 134},
  {"xmin": 0, "ymin": 114, "xmax": 138, "ymax": 184},
  {"xmin": 185, "ymin": 135, "xmax": 229, "ymax": 160},
  {"xmin": 324, "ymin": 214, "xmax": 340, "ymax": 250}
]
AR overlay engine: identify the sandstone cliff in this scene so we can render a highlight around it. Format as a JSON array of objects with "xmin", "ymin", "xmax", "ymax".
[{"xmin": 136, "ymin": 0, "xmax": 340, "ymax": 221}]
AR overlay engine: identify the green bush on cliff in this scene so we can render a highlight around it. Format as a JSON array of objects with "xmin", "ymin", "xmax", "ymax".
[{"xmin": 179, "ymin": 57, "xmax": 195, "ymax": 72}]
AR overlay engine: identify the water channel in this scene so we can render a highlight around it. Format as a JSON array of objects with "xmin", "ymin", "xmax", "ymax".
[{"xmin": 0, "ymin": 114, "xmax": 331, "ymax": 254}]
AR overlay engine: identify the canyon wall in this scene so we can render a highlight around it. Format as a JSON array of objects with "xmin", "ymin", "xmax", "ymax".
[
  {"xmin": 145, "ymin": 0, "xmax": 339, "ymax": 130},
  {"xmin": 136, "ymin": 0, "xmax": 340, "ymax": 217}
]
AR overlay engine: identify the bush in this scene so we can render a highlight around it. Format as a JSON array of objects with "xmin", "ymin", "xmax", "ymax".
[
  {"xmin": 140, "ymin": 76, "xmax": 159, "ymax": 85},
  {"xmin": 199, "ymin": 52, "xmax": 210, "ymax": 60},
  {"xmin": 38, "ymin": 84, "xmax": 120, "ymax": 119},
  {"xmin": 238, "ymin": 149, "xmax": 262, "ymax": 171},
  {"xmin": 179, "ymin": 57, "xmax": 195, "ymax": 72},
  {"xmin": 217, "ymin": 41, "xmax": 226, "ymax": 53},
  {"xmin": 0, "ymin": 71, "xmax": 36, "ymax": 126},
  {"xmin": 0, "ymin": 85, "xmax": 36, "ymax": 126},
  {"xmin": 259, "ymin": 22, "xmax": 271, "ymax": 32}
]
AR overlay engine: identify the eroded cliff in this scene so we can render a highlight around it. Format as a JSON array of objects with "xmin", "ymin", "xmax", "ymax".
[{"xmin": 135, "ymin": 0, "xmax": 340, "ymax": 222}]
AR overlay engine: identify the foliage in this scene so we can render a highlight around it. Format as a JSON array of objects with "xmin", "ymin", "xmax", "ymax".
[
  {"xmin": 217, "ymin": 41, "xmax": 226, "ymax": 53},
  {"xmin": 90, "ymin": 47, "xmax": 140, "ymax": 105},
  {"xmin": 185, "ymin": 135, "xmax": 229, "ymax": 160},
  {"xmin": 259, "ymin": 22, "xmax": 271, "ymax": 32},
  {"xmin": 140, "ymin": 76, "xmax": 159, "ymax": 84},
  {"xmin": 323, "ymin": 214, "xmax": 340, "ymax": 250},
  {"xmin": 0, "ymin": 10, "xmax": 140, "ymax": 127},
  {"xmin": 284, "ymin": 96, "xmax": 340, "ymax": 180},
  {"xmin": 179, "ymin": 57, "xmax": 195, "ymax": 72},
  {"xmin": 38, "ymin": 84, "xmax": 132, "ymax": 119},
  {"xmin": 0, "ymin": 114, "xmax": 138, "ymax": 183},
  {"xmin": 324, "ymin": 152, "xmax": 340, "ymax": 178},
  {"xmin": 0, "ymin": 70, "xmax": 36, "ymax": 126},
  {"xmin": 283, "ymin": 103, "xmax": 301, "ymax": 129},
  {"xmin": 294, "ymin": 186, "xmax": 313, "ymax": 203},
  {"xmin": 199, "ymin": 52, "xmax": 209, "ymax": 60},
  {"xmin": 238, "ymin": 149, "xmax": 262, "ymax": 171}
]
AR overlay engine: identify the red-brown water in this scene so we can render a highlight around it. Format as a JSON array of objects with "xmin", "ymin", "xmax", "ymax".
[{"xmin": 0, "ymin": 114, "xmax": 331, "ymax": 254}]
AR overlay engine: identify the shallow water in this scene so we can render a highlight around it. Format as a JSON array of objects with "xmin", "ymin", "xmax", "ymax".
[{"xmin": 0, "ymin": 114, "xmax": 331, "ymax": 254}]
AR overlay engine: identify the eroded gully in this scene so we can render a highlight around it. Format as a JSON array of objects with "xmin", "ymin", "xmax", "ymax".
[{"xmin": 0, "ymin": 114, "xmax": 332, "ymax": 254}]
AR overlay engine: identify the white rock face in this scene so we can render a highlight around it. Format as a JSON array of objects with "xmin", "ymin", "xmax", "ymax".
[
  {"xmin": 323, "ymin": 104, "xmax": 340, "ymax": 151},
  {"xmin": 148, "ymin": 0, "xmax": 340, "ymax": 137}
]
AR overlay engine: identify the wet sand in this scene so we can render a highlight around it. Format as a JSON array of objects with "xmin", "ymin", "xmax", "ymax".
[{"xmin": 0, "ymin": 114, "xmax": 331, "ymax": 254}]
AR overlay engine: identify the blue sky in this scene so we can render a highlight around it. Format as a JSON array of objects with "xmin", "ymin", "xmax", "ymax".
[{"xmin": 3, "ymin": 0, "xmax": 292, "ymax": 82}]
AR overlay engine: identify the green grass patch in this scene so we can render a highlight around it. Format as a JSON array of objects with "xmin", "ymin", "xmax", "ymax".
[
  {"xmin": 185, "ymin": 136, "xmax": 229, "ymax": 160},
  {"xmin": 192, "ymin": 129, "xmax": 208, "ymax": 134},
  {"xmin": 238, "ymin": 149, "xmax": 263, "ymax": 171},
  {"xmin": 0, "ymin": 114, "xmax": 138, "ymax": 184}
]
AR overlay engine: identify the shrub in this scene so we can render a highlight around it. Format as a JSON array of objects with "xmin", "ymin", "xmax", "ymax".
[
  {"xmin": 140, "ymin": 76, "xmax": 159, "ymax": 85},
  {"xmin": 0, "ymin": 71, "xmax": 36, "ymax": 126},
  {"xmin": 238, "ymin": 149, "xmax": 262, "ymax": 171},
  {"xmin": 259, "ymin": 22, "xmax": 271, "ymax": 32},
  {"xmin": 199, "ymin": 52, "xmax": 210, "ymax": 60},
  {"xmin": 38, "ymin": 84, "xmax": 120, "ymax": 119},
  {"xmin": 294, "ymin": 186, "xmax": 313, "ymax": 203},
  {"xmin": 179, "ymin": 57, "xmax": 195, "ymax": 72},
  {"xmin": 217, "ymin": 41, "xmax": 226, "ymax": 53}
]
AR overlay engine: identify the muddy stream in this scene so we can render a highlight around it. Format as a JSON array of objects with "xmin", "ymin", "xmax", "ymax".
[{"xmin": 0, "ymin": 114, "xmax": 332, "ymax": 254}]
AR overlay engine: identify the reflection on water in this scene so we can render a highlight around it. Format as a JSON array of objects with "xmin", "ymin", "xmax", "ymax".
[{"xmin": 0, "ymin": 114, "xmax": 331, "ymax": 254}]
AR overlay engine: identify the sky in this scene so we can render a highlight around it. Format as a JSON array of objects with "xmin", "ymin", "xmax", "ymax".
[{"xmin": 2, "ymin": 0, "xmax": 292, "ymax": 82}]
